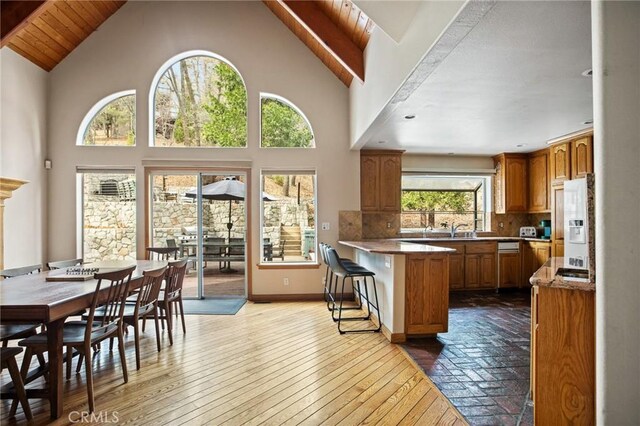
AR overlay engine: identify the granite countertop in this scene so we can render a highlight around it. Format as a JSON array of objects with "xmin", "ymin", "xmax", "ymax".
[
  {"xmin": 400, "ymin": 237, "xmax": 552, "ymax": 243},
  {"xmin": 339, "ymin": 240, "xmax": 456, "ymax": 255},
  {"xmin": 529, "ymin": 257, "xmax": 595, "ymax": 291}
]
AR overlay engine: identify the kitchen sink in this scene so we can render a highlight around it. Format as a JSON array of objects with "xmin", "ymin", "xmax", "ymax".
[{"xmin": 556, "ymin": 268, "xmax": 590, "ymax": 280}]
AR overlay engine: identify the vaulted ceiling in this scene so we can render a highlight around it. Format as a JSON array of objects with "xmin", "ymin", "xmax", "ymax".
[{"xmin": 0, "ymin": 0, "xmax": 374, "ymax": 86}]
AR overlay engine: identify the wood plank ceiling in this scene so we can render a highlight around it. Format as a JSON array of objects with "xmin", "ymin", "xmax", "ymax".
[
  {"xmin": 0, "ymin": 0, "xmax": 126, "ymax": 72},
  {"xmin": 0, "ymin": 0, "xmax": 373, "ymax": 86},
  {"xmin": 264, "ymin": 0, "xmax": 374, "ymax": 86}
]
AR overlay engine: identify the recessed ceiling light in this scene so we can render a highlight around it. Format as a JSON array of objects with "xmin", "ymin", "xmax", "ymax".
[
  {"xmin": 583, "ymin": 119, "xmax": 594, "ymax": 125},
  {"xmin": 378, "ymin": 140, "xmax": 387, "ymax": 144},
  {"xmin": 447, "ymin": 152, "xmax": 455, "ymax": 156},
  {"xmin": 404, "ymin": 115, "xmax": 416, "ymax": 120},
  {"xmin": 516, "ymin": 144, "xmax": 527, "ymax": 148},
  {"xmin": 582, "ymin": 69, "xmax": 593, "ymax": 77}
]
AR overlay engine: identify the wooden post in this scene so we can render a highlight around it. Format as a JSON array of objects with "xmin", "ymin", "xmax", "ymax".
[{"xmin": 0, "ymin": 177, "xmax": 28, "ymax": 271}]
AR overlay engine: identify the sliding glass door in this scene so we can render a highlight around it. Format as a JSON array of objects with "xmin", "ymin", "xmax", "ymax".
[{"xmin": 149, "ymin": 171, "xmax": 247, "ymax": 299}]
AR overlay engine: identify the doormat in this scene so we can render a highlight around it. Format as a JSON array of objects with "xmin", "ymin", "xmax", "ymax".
[{"xmin": 182, "ymin": 298, "xmax": 246, "ymax": 315}]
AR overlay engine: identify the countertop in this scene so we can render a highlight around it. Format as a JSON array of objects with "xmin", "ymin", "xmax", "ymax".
[
  {"xmin": 530, "ymin": 257, "xmax": 595, "ymax": 291},
  {"xmin": 400, "ymin": 237, "xmax": 552, "ymax": 243},
  {"xmin": 339, "ymin": 240, "xmax": 456, "ymax": 255}
]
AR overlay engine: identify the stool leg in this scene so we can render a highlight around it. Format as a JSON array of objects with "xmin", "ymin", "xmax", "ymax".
[
  {"xmin": 370, "ymin": 276, "xmax": 382, "ymax": 332},
  {"xmin": 362, "ymin": 276, "xmax": 372, "ymax": 319},
  {"xmin": 337, "ymin": 276, "xmax": 347, "ymax": 334}
]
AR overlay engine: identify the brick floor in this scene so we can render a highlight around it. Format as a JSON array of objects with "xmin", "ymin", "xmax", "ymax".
[{"xmin": 401, "ymin": 290, "xmax": 534, "ymax": 426}]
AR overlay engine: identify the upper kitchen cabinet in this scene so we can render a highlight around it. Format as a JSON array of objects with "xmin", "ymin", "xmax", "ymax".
[
  {"xmin": 494, "ymin": 153, "xmax": 528, "ymax": 213},
  {"xmin": 549, "ymin": 142, "xmax": 571, "ymax": 184},
  {"xmin": 571, "ymin": 135, "xmax": 593, "ymax": 179},
  {"xmin": 528, "ymin": 149, "xmax": 550, "ymax": 212},
  {"xmin": 360, "ymin": 150, "xmax": 403, "ymax": 213}
]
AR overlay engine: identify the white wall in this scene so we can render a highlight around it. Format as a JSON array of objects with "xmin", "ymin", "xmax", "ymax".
[
  {"xmin": 46, "ymin": 1, "xmax": 359, "ymax": 296},
  {"xmin": 0, "ymin": 48, "xmax": 48, "ymax": 268},
  {"xmin": 349, "ymin": 1, "xmax": 465, "ymax": 147},
  {"xmin": 402, "ymin": 154, "xmax": 494, "ymax": 173},
  {"xmin": 592, "ymin": 1, "xmax": 640, "ymax": 423}
]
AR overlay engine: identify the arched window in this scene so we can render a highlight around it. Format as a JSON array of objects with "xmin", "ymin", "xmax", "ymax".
[
  {"xmin": 77, "ymin": 91, "xmax": 135, "ymax": 146},
  {"xmin": 150, "ymin": 51, "xmax": 247, "ymax": 147},
  {"xmin": 260, "ymin": 94, "xmax": 315, "ymax": 148}
]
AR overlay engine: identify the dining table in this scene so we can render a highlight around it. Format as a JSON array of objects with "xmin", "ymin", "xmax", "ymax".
[{"xmin": 0, "ymin": 259, "xmax": 166, "ymax": 419}]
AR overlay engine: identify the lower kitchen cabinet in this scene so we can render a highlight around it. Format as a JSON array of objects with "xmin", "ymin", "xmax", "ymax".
[
  {"xmin": 405, "ymin": 253, "xmax": 449, "ymax": 335},
  {"xmin": 499, "ymin": 252, "xmax": 521, "ymax": 288},
  {"xmin": 429, "ymin": 241, "xmax": 497, "ymax": 290},
  {"xmin": 465, "ymin": 253, "xmax": 496, "ymax": 289},
  {"xmin": 448, "ymin": 253, "xmax": 465, "ymax": 289},
  {"xmin": 531, "ymin": 285, "xmax": 595, "ymax": 424},
  {"xmin": 522, "ymin": 241, "xmax": 551, "ymax": 285}
]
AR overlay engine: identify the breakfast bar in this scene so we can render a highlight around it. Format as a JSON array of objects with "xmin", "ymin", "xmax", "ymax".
[{"xmin": 339, "ymin": 240, "xmax": 455, "ymax": 343}]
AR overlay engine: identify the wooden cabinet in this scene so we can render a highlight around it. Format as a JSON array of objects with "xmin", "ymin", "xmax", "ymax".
[
  {"xmin": 549, "ymin": 142, "xmax": 571, "ymax": 184},
  {"xmin": 522, "ymin": 241, "xmax": 551, "ymax": 284},
  {"xmin": 405, "ymin": 253, "xmax": 449, "ymax": 335},
  {"xmin": 528, "ymin": 149, "xmax": 549, "ymax": 212},
  {"xmin": 465, "ymin": 242, "xmax": 496, "ymax": 289},
  {"xmin": 532, "ymin": 286, "xmax": 595, "ymax": 424},
  {"xmin": 571, "ymin": 135, "xmax": 593, "ymax": 179},
  {"xmin": 551, "ymin": 184, "xmax": 565, "ymax": 257},
  {"xmin": 499, "ymin": 252, "xmax": 521, "ymax": 288},
  {"xmin": 360, "ymin": 151, "xmax": 402, "ymax": 213},
  {"xmin": 493, "ymin": 154, "xmax": 528, "ymax": 213},
  {"xmin": 429, "ymin": 242, "xmax": 465, "ymax": 290}
]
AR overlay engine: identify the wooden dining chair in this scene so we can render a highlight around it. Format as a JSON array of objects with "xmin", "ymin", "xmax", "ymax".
[
  {"xmin": 19, "ymin": 266, "xmax": 135, "ymax": 413},
  {"xmin": 146, "ymin": 247, "xmax": 179, "ymax": 261},
  {"xmin": 117, "ymin": 265, "xmax": 166, "ymax": 370},
  {"xmin": 1, "ymin": 347, "xmax": 32, "ymax": 421},
  {"xmin": 47, "ymin": 258, "xmax": 84, "ymax": 270},
  {"xmin": 159, "ymin": 259, "xmax": 188, "ymax": 345},
  {"xmin": 0, "ymin": 264, "xmax": 42, "ymax": 279}
]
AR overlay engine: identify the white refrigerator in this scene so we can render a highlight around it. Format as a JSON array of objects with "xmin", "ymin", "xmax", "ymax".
[{"xmin": 564, "ymin": 178, "xmax": 589, "ymax": 270}]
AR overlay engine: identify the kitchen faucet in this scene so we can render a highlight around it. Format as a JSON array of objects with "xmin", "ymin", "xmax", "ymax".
[
  {"xmin": 423, "ymin": 224, "xmax": 433, "ymax": 237},
  {"xmin": 450, "ymin": 223, "xmax": 467, "ymax": 238}
]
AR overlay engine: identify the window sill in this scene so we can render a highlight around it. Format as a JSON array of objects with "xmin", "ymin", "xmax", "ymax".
[{"xmin": 257, "ymin": 263, "xmax": 321, "ymax": 270}]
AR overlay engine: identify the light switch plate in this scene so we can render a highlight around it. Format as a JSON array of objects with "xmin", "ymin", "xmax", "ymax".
[
  {"xmin": 321, "ymin": 222, "xmax": 330, "ymax": 231},
  {"xmin": 384, "ymin": 255, "xmax": 391, "ymax": 269}
]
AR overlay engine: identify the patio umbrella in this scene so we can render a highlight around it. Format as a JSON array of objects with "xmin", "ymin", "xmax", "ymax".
[{"xmin": 185, "ymin": 177, "xmax": 276, "ymax": 242}]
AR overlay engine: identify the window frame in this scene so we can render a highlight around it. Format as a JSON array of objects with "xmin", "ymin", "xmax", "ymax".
[
  {"xmin": 259, "ymin": 93, "xmax": 315, "ymax": 149},
  {"xmin": 76, "ymin": 90, "xmax": 136, "ymax": 147},
  {"xmin": 259, "ymin": 169, "xmax": 319, "ymax": 267},
  {"xmin": 400, "ymin": 173, "xmax": 492, "ymax": 233},
  {"xmin": 76, "ymin": 167, "xmax": 137, "ymax": 260},
  {"xmin": 148, "ymin": 50, "xmax": 248, "ymax": 148}
]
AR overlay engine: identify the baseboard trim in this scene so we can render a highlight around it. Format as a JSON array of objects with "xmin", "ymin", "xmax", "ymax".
[
  {"xmin": 250, "ymin": 293, "xmax": 354, "ymax": 302},
  {"xmin": 368, "ymin": 310, "xmax": 406, "ymax": 343}
]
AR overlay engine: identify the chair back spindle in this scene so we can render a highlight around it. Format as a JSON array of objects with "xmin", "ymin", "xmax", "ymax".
[{"xmin": 164, "ymin": 259, "xmax": 188, "ymax": 301}]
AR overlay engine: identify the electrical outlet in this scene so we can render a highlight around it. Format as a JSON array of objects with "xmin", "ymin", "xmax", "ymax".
[
  {"xmin": 499, "ymin": 222, "xmax": 504, "ymax": 229},
  {"xmin": 386, "ymin": 222, "xmax": 392, "ymax": 229},
  {"xmin": 283, "ymin": 277, "xmax": 289, "ymax": 286},
  {"xmin": 321, "ymin": 222, "xmax": 330, "ymax": 231}
]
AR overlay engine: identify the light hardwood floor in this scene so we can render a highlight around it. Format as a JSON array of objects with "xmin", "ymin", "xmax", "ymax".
[{"xmin": 0, "ymin": 302, "xmax": 466, "ymax": 425}]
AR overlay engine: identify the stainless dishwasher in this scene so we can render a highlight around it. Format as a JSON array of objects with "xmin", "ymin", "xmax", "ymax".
[{"xmin": 497, "ymin": 241, "xmax": 520, "ymax": 290}]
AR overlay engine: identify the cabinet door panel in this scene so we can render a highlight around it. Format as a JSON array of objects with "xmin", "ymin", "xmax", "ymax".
[
  {"xmin": 480, "ymin": 254, "xmax": 496, "ymax": 288},
  {"xmin": 379, "ymin": 155, "xmax": 401, "ymax": 212},
  {"xmin": 552, "ymin": 185, "xmax": 565, "ymax": 241},
  {"xmin": 465, "ymin": 255, "xmax": 481, "ymax": 288},
  {"xmin": 499, "ymin": 252, "xmax": 521, "ymax": 288},
  {"xmin": 506, "ymin": 157, "xmax": 528, "ymax": 212},
  {"xmin": 571, "ymin": 136, "xmax": 593, "ymax": 179},
  {"xmin": 552, "ymin": 241, "xmax": 564, "ymax": 258},
  {"xmin": 360, "ymin": 156, "xmax": 379, "ymax": 211},
  {"xmin": 528, "ymin": 151, "xmax": 549, "ymax": 212},
  {"xmin": 449, "ymin": 254, "xmax": 465, "ymax": 289},
  {"xmin": 405, "ymin": 254, "xmax": 449, "ymax": 334},
  {"xmin": 550, "ymin": 143, "xmax": 571, "ymax": 184}
]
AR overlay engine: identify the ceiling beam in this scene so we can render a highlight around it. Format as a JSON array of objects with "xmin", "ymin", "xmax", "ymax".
[
  {"xmin": 277, "ymin": 0, "xmax": 365, "ymax": 82},
  {"xmin": 1, "ymin": 0, "xmax": 47, "ymax": 46}
]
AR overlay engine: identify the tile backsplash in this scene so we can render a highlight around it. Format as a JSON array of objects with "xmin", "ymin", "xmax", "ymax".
[{"xmin": 339, "ymin": 210, "xmax": 551, "ymax": 240}]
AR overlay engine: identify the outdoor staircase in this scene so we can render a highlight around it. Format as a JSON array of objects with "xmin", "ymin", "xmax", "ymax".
[{"xmin": 280, "ymin": 225, "xmax": 302, "ymax": 256}]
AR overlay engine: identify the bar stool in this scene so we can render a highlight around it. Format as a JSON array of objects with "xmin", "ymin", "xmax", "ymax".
[
  {"xmin": 320, "ymin": 243, "xmax": 362, "ymax": 314},
  {"xmin": 325, "ymin": 247, "xmax": 381, "ymax": 334}
]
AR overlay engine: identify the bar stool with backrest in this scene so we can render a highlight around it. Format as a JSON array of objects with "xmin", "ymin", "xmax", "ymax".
[
  {"xmin": 146, "ymin": 247, "xmax": 179, "ymax": 261},
  {"xmin": 19, "ymin": 265, "xmax": 136, "ymax": 413},
  {"xmin": 320, "ymin": 243, "xmax": 362, "ymax": 314},
  {"xmin": 158, "ymin": 259, "xmax": 188, "ymax": 345},
  {"xmin": 325, "ymin": 247, "xmax": 381, "ymax": 334}
]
